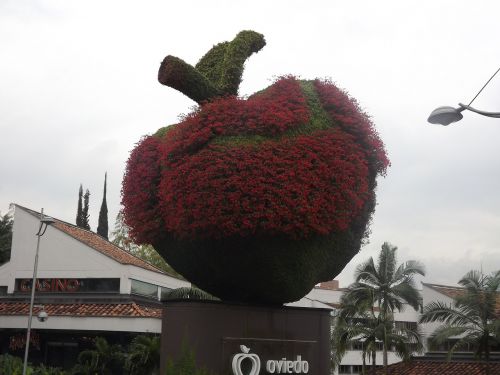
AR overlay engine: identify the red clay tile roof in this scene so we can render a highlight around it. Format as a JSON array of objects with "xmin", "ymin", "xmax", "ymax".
[
  {"xmin": 424, "ymin": 283, "xmax": 500, "ymax": 318},
  {"xmin": 0, "ymin": 301, "xmax": 162, "ymax": 318},
  {"xmin": 15, "ymin": 204, "xmax": 164, "ymax": 274},
  {"xmin": 424, "ymin": 283, "xmax": 468, "ymax": 300},
  {"xmin": 53, "ymin": 221, "xmax": 163, "ymax": 273},
  {"xmin": 376, "ymin": 360, "xmax": 500, "ymax": 375}
]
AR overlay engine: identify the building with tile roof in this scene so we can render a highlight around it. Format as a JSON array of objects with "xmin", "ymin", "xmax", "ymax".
[
  {"xmin": 0, "ymin": 204, "xmax": 189, "ymax": 369},
  {"xmin": 375, "ymin": 358, "xmax": 500, "ymax": 375}
]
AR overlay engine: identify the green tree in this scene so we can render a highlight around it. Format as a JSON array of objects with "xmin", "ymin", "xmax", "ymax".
[
  {"xmin": 111, "ymin": 211, "xmax": 182, "ymax": 278},
  {"xmin": 97, "ymin": 173, "xmax": 109, "ymax": 239},
  {"xmin": 164, "ymin": 343, "xmax": 216, "ymax": 375},
  {"xmin": 0, "ymin": 211, "xmax": 13, "ymax": 265},
  {"xmin": 81, "ymin": 189, "xmax": 91, "ymax": 230},
  {"xmin": 125, "ymin": 335, "xmax": 160, "ymax": 375},
  {"xmin": 332, "ymin": 298, "xmax": 423, "ymax": 374},
  {"xmin": 73, "ymin": 337, "xmax": 124, "ymax": 375},
  {"xmin": 76, "ymin": 184, "xmax": 83, "ymax": 227},
  {"xmin": 341, "ymin": 242, "xmax": 425, "ymax": 374},
  {"xmin": 419, "ymin": 270, "xmax": 500, "ymax": 373},
  {"xmin": 332, "ymin": 306, "xmax": 382, "ymax": 375}
]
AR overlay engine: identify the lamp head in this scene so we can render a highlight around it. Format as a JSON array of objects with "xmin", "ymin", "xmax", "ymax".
[
  {"xmin": 37, "ymin": 310, "xmax": 48, "ymax": 322},
  {"xmin": 41, "ymin": 216, "xmax": 55, "ymax": 225},
  {"xmin": 428, "ymin": 106, "xmax": 464, "ymax": 126}
]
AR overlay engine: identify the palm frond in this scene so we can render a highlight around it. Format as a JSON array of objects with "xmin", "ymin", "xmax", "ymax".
[
  {"xmin": 377, "ymin": 242, "xmax": 397, "ymax": 284},
  {"xmin": 394, "ymin": 260, "xmax": 425, "ymax": 282},
  {"xmin": 419, "ymin": 301, "xmax": 480, "ymax": 328},
  {"xmin": 459, "ymin": 270, "xmax": 484, "ymax": 291},
  {"xmin": 161, "ymin": 286, "xmax": 218, "ymax": 301},
  {"xmin": 355, "ymin": 258, "xmax": 379, "ymax": 286},
  {"xmin": 391, "ymin": 282, "xmax": 421, "ymax": 311}
]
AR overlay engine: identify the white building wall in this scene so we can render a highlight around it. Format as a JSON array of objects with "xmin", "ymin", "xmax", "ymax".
[
  {"xmin": 2, "ymin": 315, "xmax": 161, "ymax": 333},
  {"xmin": 419, "ymin": 284, "xmax": 455, "ymax": 351},
  {"xmin": 0, "ymin": 206, "xmax": 190, "ymax": 295}
]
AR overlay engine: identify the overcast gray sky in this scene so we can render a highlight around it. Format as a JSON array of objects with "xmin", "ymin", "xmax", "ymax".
[{"xmin": 1, "ymin": 0, "xmax": 499, "ymax": 288}]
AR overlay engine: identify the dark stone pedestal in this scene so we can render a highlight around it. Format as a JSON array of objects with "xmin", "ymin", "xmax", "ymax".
[{"xmin": 160, "ymin": 300, "xmax": 331, "ymax": 375}]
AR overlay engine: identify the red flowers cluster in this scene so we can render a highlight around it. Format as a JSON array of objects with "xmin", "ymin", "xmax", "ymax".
[
  {"xmin": 122, "ymin": 77, "xmax": 388, "ymax": 244},
  {"xmin": 314, "ymin": 80, "xmax": 390, "ymax": 175}
]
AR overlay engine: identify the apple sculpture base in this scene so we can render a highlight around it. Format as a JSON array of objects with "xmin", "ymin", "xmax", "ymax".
[{"xmin": 160, "ymin": 300, "xmax": 331, "ymax": 375}]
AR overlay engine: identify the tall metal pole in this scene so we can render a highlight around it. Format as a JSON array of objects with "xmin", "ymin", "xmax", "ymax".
[{"xmin": 22, "ymin": 208, "xmax": 44, "ymax": 375}]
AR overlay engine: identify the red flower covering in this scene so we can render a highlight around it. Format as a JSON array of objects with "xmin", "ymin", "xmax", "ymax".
[
  {"xmin": 122, "ymin": 77, "xmax": 388, "ymax": 245},
  {"xmin": 314, "ymin": 80, "xmax": 390, "ymax": 175}
]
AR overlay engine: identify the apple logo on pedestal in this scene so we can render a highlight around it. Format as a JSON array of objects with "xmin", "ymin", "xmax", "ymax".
[{"xmin": 232, "ymin": 345, "xmax": 261, "ymax": 375}]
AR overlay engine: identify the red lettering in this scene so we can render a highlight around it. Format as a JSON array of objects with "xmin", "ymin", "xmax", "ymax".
[
  {"xmin": 41, "ymin": 279, "xmax": 51, "ymax": 292},
  {"xmin": 66, "ymin": 279, "xmax": 80, "ymax": 292},
  {"xmin": 55, "ymin": 279, "xmax": 67, "ymax": 292},
  {"xmin": 17, "ymin": 278, "xmax": 83, "ymax": 293},
  {"xmin": 20, "ymin": 280, "xmax": 31, "ymax": 292}
]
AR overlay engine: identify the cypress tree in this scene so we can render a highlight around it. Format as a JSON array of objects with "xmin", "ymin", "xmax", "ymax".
[
  {"xmin": 76, "ymin": 184, "xmax": 83, "ymax": 227},
  {"xmin": 97, "ymin": 173, "xmax": 109, "ymax": 239},
  {"xmin": 82, "ymin": 189, "xmax": 91, "ymax": 230}
]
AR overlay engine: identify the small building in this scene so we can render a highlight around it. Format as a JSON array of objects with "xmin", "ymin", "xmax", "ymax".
[{"xmin": 0, "ymin": 204, "xmax": 189, "ymax": 369}]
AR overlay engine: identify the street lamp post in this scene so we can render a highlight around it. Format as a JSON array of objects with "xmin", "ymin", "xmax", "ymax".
[
  {"xmin": 428, "ymin": 66, "xmax": 500, "ymax": 125},
  {"xmin": 22, "ymin": 208, "xmax": 54, "ymax": 375}
]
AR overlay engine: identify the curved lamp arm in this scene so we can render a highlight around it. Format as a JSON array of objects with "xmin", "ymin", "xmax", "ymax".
[
  {"xmin": 428, "ymin": 66, "xmax": 500, "ymax": 125},
  {"xmin": 458, "ymin": 103, "xmax": 500, "ymax": 118},
  {"xmin": 428, "ymin": 104, "xmax": 500, "ymax": 125}
]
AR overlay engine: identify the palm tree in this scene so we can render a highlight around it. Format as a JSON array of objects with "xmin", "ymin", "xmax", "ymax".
[
  {"xmin": 332, "ymin": 295, "xmax": 423, "ymax": 374},
  {"xmin": 73, "ymin": 337, "xmax": 124, "ymax": 375},
  {"xmin": 332, "ymin": 306, "xmax": 383, "ymax": 375},
  {"xmin": 125, "ymin": 335, "xmax": 160, "ymax": 375},
  {"xmin": 340, "ymin": 242, "xmax": 425, "ymax": 373},
  {"xmin": 419, "ymin": 270, "xmax": 500, "ymax": 374}
]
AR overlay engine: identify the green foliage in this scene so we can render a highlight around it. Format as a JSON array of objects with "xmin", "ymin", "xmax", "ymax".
[
  {"xmin": 76, "ymin": 184, "xmax": 83, "ymax": 227},
  {"xmin": 81, "ymin": 189, "xmax": 91, "ymax": 230},
  {"xmin": 125, "ymin": 335, "xmax": 160, "ymax": 375},
  {"xmin": 158, "ymin": 228, "xmax": 362, "ymax": 304},
  {"xmin": 298, "ymin": 80, "xmax": 332, "ymax": 131},
  {"xmin": 0, "ymin": 354, "xmax": 65, "ymax": 375},
  {"xmin": 73, "ymin": 337, "xmax": 124, "ymax": 375},
  {"xmin": 164, "ymin": 344, "xmax": 217, "ymax": 375},
  {"xmin": 76, "ymin": 185, "xmax": 91, "ymax": 230},
  {"xmin": 111, "ymin": 211, "xmax": 183, "ymax": 278},
  {"xmin": 420, "ymin": 270, "xmax": 500, "ymax": 362},
  {"xmin": 159, "ymin": 30, "xmax": 265, "ymax": 104},
  {"xmin": 0, "ymin": 210, "xmax": 13, "ymax": 264},
  {"xmin": 161, "ymin": 287, "xmax": 218, "ymax": 301},
  {"xmin": 208, "ymin": 30, "xmax": 266, "ymax": 95},
  {"xmin": 159, "ymin": 55, "xmax": 221, "ymax": 104},
  {"xmin": 0, "ymin": 354, "xmax": 28, "ymax": 375},
  {"xmin": 33, "ymin": 364, "xmax": 66, "ymax": 375},
  {"xmin": 97, "ymin": 173, "xmax": 109, "ymax": 239}
]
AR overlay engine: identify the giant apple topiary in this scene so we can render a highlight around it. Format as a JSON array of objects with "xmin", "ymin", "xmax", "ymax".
[{"xmin": 122, "ymin": 30, "xmax": 389, "ymax": 304}]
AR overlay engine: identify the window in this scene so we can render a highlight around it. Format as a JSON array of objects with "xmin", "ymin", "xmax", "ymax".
[
  {"xmin": 351, "ymin": 365, "xmax": 362, "ymax": 374},
  {"xmin": 14, "ymin": 278, "xmax": 120, "ymax": 294},
  {"xmin": 338, "ymin": 365, "xmax": 350, "ymax": 374},
  {"xmin": 395, "ymin": 320, "xmax": 418, "ymax": 331},
  {"xmin": 131, "ymin": 279, "xmax": 158, "ymax": 298},
  {"xmin": 0, "ymin": 286, "xmax": 7, "ymax": 295}
]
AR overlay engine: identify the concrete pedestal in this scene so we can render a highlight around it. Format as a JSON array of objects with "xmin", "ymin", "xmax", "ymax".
[{"xmin": 160, "ymin": 300, "xmax": 331, "ymax": 374}]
